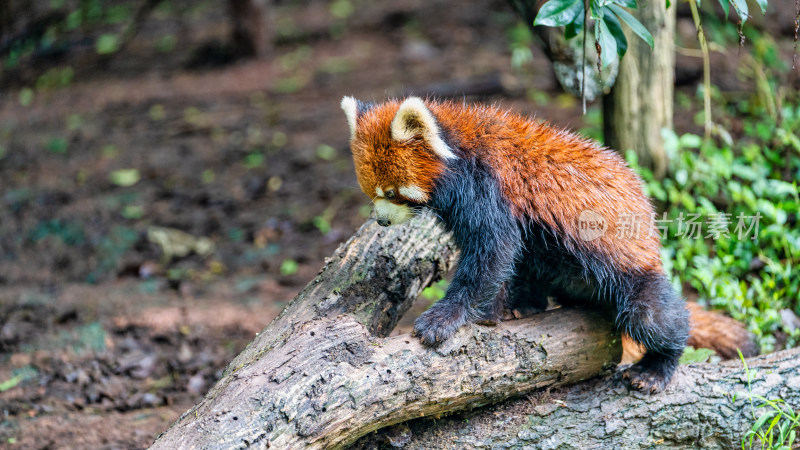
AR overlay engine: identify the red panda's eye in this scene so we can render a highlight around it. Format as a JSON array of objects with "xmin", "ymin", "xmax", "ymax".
[{"xmin": 386, "ymin": 190, "xmax": 396, "ymax": 199}]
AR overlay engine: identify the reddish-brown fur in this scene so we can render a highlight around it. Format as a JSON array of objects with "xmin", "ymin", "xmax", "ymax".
[
  {"xmin": 350, "ymin": 100, "xmax": 446, "ymax": 205},
  {"xmin": 351, "ymin": 99, "xmax": 756, "ymax": 367},
  {"xmin": 352, "ymin": 99, "xmax": 661, "ymax": 273}
]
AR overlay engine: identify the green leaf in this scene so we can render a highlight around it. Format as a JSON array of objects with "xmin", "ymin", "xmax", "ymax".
[
  {"xmin": 679, "ymin": 133, "xmax": 703, "ymax": 149},
  {"xmin": 753, "ymin": 0, "xmax": 767, "ymax": 14},
  {"xmin": 280, "ymin": 259, "xmax": 299, "ymax": 276},
  {"xmin": 780, "ymin": 418, "xmax": 791, "ymax": 443},
  {"xmin": 46, "ymin": 137, "xmax": 68, "ymax": 154},
  {"xmin": 729, "ymin": 0, "xmax": 749, "ymax": 22},
  {"xmin": 329, "ymin": 0, "xmax": 354, "ymax": 19},
  {"xmin": 603, "ymin": 10, "xmax": 628, "ymax": 57},
  {"xmin": 716, "ymin": 0, "xmax": 729, "ymax": 16},
  {"xmin": 613, "ymin": 0, "xmax": 638, "ymax": 8},
  {"xmin": 0, "ymin": 375, "xmax": 22, "ymax": 392},
  {"xmin": 607, "ymin": 4, "xmax": 654, "ymax": 48},
  {"xmin": 110, "ymin": 169, "xmax": 141, "ymax": 187},
  {"xmin": 316, "ymin": 144, "xmax": 337, "ymax": 160},
  {"xmin": 596, "ymin": 18, "xmax": 618, "ymax": 69},
  {"xmin": 534, "ymin": 0, "xmax": 584, "ymax": 27},
  {"xmin": 564, "ymin": 9, "xmax": 584, "ymax": 39},
  {"xmin": 752, "ymin": 411, "xmax": 777, "ymax": 434},
  {"xmin": 19, "ymin": 87, "xmax": 34, "ymax": 106},
  {"xmin": 679, "ymin": 346, "xmax": 715, "ymax": 364},
  {"xmin": 95, "ymin": 34, "xmax": 120, "ymax": 55},
  {"xmin": 590, "ymin": 1, "xmax": 604, "ymax": 20}
]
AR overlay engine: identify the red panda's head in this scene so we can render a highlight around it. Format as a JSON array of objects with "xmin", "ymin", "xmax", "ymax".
[{"xmin": 341, "ymin": 96, "xmax": 455, "ymax": 226}]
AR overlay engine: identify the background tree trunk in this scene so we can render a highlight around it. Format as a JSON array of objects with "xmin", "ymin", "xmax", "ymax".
[
  {"xmin": 228, "ymin": 0, "xmax": 272, "ymax": 58},
  {"xmin": 602, "ymin": 0, "xmax": 675, "ymax": 179}
]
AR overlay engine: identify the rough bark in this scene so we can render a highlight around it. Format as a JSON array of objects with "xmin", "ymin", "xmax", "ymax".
[
  {"xmin": 152, "ymin": 216, "xmax": 797, "ymax": 449},
  {"xmin": 602, "ymin": 0, "xmax": 675, "ymax": 179},
  {"xmin": 358, "ymin": 347, "xmax": 800, "ymax": 449},
  {"xmin": 151, "ymin": 217, "xmax": 621, "ymax": 449}
]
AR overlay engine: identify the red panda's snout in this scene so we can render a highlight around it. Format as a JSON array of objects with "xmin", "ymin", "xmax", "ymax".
[{"xmin": 373, "ymin": 197, "xmax": 414, "ymax": 226}]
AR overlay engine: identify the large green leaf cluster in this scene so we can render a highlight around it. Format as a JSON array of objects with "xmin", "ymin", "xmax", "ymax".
[
  {"xmin": 532, "ymin": 0, "xmax": 768, "ymax": 70},
  {"xmin": 628, "ymin": 106, "xmax": 800, "ymax": 352}
]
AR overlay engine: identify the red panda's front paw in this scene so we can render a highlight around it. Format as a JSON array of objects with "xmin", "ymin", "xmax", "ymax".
[{"xmin": 413, "ymin": 303, "xmax": 467, "ymax": 347}]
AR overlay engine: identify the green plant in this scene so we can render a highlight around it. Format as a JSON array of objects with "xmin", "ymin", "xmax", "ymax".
[
  {"xmin": 109, "ymin": 168, "xmax": 141, "ymax": 186},
  {"xmin": 421, "ymin": 280, "xmax": 449, "ymax": 304},
  {"xmin": 531, "ymin": 0, "xmax": 772, "ymax": 123},
  {"xmin": 627, "ymin": 100, "xmax": 800, "ymax": 352},
  {"xmin": 534, "ymin": 0, "xmax": 654, "ymax": 70},
  {"xmin": 280, "ymin": 259, "xmax": 299, "ymax": 276},
  {"xmin": 739, "ymin": 350, "xmax": 800, "ymax": 449}
]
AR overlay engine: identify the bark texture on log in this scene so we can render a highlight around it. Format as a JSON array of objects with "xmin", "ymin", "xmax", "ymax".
[
  {"xmin": 357, "ymin": 348, "xmax": 800, "ymax": 449},
  {"xmin": 151, "ymin": 217, "xmax": 622, "ymax": 449},
  {"xmin": 155, "ymin": 310, "xmax": 619, "ymax": 449},
  {"xmin": 153, "ymin": 216, "xmax": 797, "ymax": 449},
  {"xmin": 602, "ymin": 0, "xmax": 675, "ymax": 179}
]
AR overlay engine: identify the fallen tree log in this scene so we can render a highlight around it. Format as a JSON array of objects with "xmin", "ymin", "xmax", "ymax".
[
  {"xmin": 151, "ymin": 217, "xmax": 621, "ymax": 448},
  {"xmin": 152, "ymin": 217, "xmax": 799, "ymax": 449},
  {"xmin": 355, "ymin": 347, "xmax": 800, "ymax": 449}
]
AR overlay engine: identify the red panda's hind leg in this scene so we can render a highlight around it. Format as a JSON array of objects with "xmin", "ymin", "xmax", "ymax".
[{"xmin": 618, "ymin": 273, "xmax": 689, "ymax": 393}]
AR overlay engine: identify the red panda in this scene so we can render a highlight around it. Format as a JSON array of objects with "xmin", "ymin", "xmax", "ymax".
[{"xmin": 341, "ymin": 96, "xmax": 756, "ymax": 393}]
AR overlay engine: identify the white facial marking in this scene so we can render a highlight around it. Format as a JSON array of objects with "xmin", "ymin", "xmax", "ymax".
[
  {"xmin": 375, "ymin": 186, "xmax": 384, "ymax": 197},
  {"xmin": 398, "ymin": 185, "xmax": 427, "ymax": 202},
  {"xmin": 341, "ymin": 96, "xmax": 358, "ymax": 140},
  {"xmin": 390, "ymin": 97, "xmax": 456, "ymax": 160},
  {"xmin": 374, "ymin": 198, "xmax": 413, "ymax": 225}
]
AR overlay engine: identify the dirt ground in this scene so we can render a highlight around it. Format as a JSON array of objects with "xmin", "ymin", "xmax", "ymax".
[{"xmin": 0, "ymin": 0, "xmax": 797, "ymax": 448}]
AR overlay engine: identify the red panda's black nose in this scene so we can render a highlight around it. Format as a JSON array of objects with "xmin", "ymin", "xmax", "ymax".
[{"xmin": 377, "ymin": 218, "xmax": 391, "ymax": 227}]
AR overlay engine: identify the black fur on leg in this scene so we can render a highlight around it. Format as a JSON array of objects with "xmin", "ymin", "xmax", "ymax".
[
  {"xmin": 617, "ymin": 273, "xmax": 689, "ymax": 393},
  {"xmin": 504, "ymin": 252, "xmax": 550, "ymax": 319},
  {"xmin": 413, "ymin": 157, "xmax": 521, "ymax": 345}
]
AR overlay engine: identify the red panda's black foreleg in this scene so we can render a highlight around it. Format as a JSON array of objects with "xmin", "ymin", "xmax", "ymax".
[{"xmin": 414, "ymin": 157, "xmax": 522, "ymax": 345}]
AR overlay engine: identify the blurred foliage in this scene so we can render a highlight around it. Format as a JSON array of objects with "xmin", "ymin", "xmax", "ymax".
[
  {"xmin": 629, "ymin": 99, "xmax": 800, "ymax": 352},
  {"xmin": 280, "ymin": 259, "xmax": 299, "ymax": 276},
  {"xmin": 4, "ymin": 0, "xmax": 136, "ymax": 68},
  {"xmin": 28, "ymin": 219, "xmax": 86, "ymax": 246},
  {"xmin": 507, "ymin": 21, "xmax": 534, "ymax": 70},
  {"xmin": 109, "ymin": 168, "xmax": 141, "ymax": 186},
  {"xmin": 678, "ymin": 346, "xmax": 717, "ymax": 364},
  {"xmin": 421, "ymin": 279, "xmax": 448, "ymax": 304}
]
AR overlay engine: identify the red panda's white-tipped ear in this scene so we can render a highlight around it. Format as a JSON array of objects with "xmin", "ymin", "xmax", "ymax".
[
  {"xmin": 391, "ymin": 97, "xmax": 456, "ymax": 160},
  {"xmin": 341, "ymin": 96, "xmax": 358, "ymax": 140}
]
